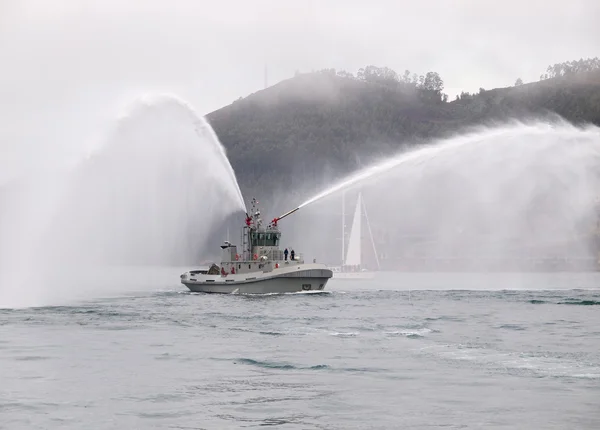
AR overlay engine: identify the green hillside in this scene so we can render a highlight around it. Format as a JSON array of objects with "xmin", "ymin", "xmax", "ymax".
[{"xmin": 207, "ymin": 58, "xmax": 600, "ymax": 203}]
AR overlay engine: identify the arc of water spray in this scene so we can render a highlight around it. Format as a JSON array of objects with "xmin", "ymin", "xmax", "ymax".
[
  {"xmin": 123, "ymin": 93, "xmax": 247, "ymax": 213},
  {"xmin": 297, "ymin": 121, "xmax": 595, "ymax": 209},
  {"xmin": 273, "ymin": 125, "xmax": 525, "ymax": 221},
  {"xmin": 297, "ymin": 134, "xmax": 479, "ymax": 209},
  {"xmin": 189, "ymin": 112, "xmax": 247, "ymax": 213},
  {"xmin": 273, "ymin": 140, "xmax": 455, "ymax": 223}
]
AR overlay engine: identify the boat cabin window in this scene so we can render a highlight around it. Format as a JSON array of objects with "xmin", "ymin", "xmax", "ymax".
[{"xmin": 251, "ymin": 232, "xmax": 280, "ymax": 247}]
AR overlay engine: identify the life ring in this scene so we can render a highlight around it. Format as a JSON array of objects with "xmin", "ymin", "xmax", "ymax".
[
  {"xmin": 235, "ymin": 254, "xmax": 239, "ymax": 261},
  {"xmin": 275, "ymin": 263, "xmax": 279, "ymax": 269},
  {"xmin": 253, "ymin": 253, "xmax": 258, "ymax": 260}
]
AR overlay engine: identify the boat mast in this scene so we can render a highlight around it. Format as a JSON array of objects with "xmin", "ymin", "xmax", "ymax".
[
  {"xmin": 362, "ymin": 194, "xmax": 380, "ymax": 270},
  {"xmin": 341, "ymin": 190, "xmax": 345, "ymax": 266}
]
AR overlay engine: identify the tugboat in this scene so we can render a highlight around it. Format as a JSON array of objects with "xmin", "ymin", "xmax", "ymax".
[{"xmin": 180, "ymin": 198, "xmax": 333, "ymax": 294}]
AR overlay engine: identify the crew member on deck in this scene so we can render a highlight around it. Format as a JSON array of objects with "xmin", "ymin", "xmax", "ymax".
[
  {"xmin": 290, "ymin": 249, "xmax": 295, "ymax": 261},
  {"xmin": 284, "ymin": 248, "xmax": 289, "ymax": 260}
]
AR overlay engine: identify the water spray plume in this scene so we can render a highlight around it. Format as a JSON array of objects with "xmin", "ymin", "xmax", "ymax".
[
  {"xmin": 285, "ymin": 119, "xmax": 600, "ymax": 272},
  {"xmin": 119, "ymin": 93, "xmax": 246, "ymax": 213},
  {"xmin": 298, "ymin": 120, "xmax": 600, "ymax": 209},
  {"xmin": 0, "ymin": 93, "xmax": 246, "ymax": 308}
]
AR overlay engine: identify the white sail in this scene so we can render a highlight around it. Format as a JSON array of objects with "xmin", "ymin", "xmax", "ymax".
[
  {"xmin": 344, "ymin": 193, "xmax": 362, "ymax": 266},
  {"xmin": 362, "ymin": 197, "xmax": 380, "ymax": 270}
]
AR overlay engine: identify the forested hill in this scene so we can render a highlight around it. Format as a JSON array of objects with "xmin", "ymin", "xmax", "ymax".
[{"xmin": 206, "ymin": 58, "xmax": 600, "ymax": 203}]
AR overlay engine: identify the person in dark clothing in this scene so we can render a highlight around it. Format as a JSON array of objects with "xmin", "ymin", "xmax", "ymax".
[
  {"xmin": 290, "ymin": 249, "xmax": 295, "ymax": 261},
  {"xmin": 284, "ymin": 248, "xmax": 289, "ymax": 261}
]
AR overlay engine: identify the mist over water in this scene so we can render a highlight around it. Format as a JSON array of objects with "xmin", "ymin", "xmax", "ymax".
[
  {"xmin": 289, "ymin": 120, "xmax": 600, "ymax": 268},
  {"xmin": 0, "ymin": 94, "xmax": 245, "ymax": 308},
  {"xmin": 2, "ymin": 112, "xmax": 600, "ymax": 307}
]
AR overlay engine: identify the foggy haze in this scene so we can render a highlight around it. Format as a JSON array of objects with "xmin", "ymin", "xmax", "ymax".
[{"xmin": 1, "ymin": 0, "xmax": 599, "ymax": 184}]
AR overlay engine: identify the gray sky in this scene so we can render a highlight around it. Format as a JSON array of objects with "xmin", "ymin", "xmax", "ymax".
[{"xmin": 1, "ymin": 0, "xmax": 598, "ymax": 182}]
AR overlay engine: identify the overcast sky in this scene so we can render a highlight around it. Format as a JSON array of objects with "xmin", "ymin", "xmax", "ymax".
[{"xmin": 1, "ymin": 0, "xmax": 598, "ymax": 182}]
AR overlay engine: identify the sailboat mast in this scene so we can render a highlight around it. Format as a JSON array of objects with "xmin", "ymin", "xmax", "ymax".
[{"xmin": 341, "ymin": 190, "xmax": 345, "ymax": 265}]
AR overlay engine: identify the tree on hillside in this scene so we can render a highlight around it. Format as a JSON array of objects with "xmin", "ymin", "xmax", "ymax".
[
  {"xmin": 421, "ymin": 72, "xmax": 444, "ymax": 92},
  {"xmin": 401, "ymin": 69, "xmax": 412, "ymax": 83},
  {"xmin": 412, "ymin": 71, "xmax": 445, "ymax": 103},
  {"xmin": 336, "ymin": 70, "xmax": 354, "ymax": 79},
  {"xmin": 318, "ymin": 68, "xmax": 337, "ymax": 76},
  {"xmin": 357, "ymin": 65, "xmax": 399, "ymax": 85},
  {"xmin": 540, "ymin": 57, "xmax": 600, "ymax": 80},
  {"xmin": 515, "ymin": 78, "xmax": 524, "ymax": 86}
]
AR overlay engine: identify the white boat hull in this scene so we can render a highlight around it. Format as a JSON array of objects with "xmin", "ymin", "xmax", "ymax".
[{"xmin": 181, "ymin": 264, "xmax": 332, "ymax": 294}]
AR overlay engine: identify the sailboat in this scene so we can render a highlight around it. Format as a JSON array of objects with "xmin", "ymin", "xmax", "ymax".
[{"xmin": 331, "ymin": 191, "xmax": 380, "ymax": 279}]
